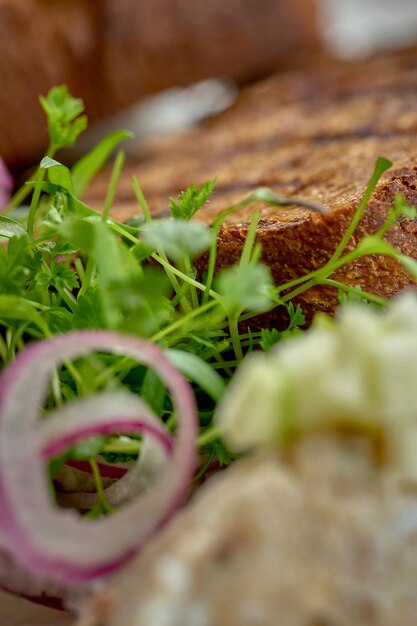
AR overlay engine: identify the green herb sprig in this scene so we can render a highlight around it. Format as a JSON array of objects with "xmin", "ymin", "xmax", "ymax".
[{"xmin": 1, "ymin": 86, "xmax": 416, "ymax": 505}]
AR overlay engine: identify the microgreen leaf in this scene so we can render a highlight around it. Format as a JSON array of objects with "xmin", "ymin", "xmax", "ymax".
[
  {"xmin": 337, "ymin": 284, "xmax": 369, "ymax": 305},
  {"xmin": 286, "ymin": 302, "xmax": 305, "ymax": 330},
  {"xmin": 0, "ymin": 236, "xmax": 32, "ymax": 295},
  {"xmin": 40, "ymin": 85, "xmax": 87, "ymax": 150},
  {"xmin": 167, "ymin": 349, "xmax": 226, "ymax": 401},
  {"xmin": 59, "ymin": 215, "xmax": 132, "ymax": 326},
  {"xmin": 107, "ymin": 269, "xmax": 172, "ymax": 335},
  {"xmin": 34, "ymin": 261, "xmax": 79, "ymax": 292},
  {"xmin": 142, "ymin": 219, "xmax": 213, "ymax": 262},
  {"xmin": 260, "ymin": 328, "xmax": 282, "ymax": 351},
  {"xmin": 72, "ymin": 287, "xmax": 106, "ymax": 329},
  {"xmin": 169, "ymin": 179, "xmax": 216, "ymax": 220},
  {"xmin": 216, "ymin": 264, "xmax": 274, "ymax": 315},
  {"xmin": 140, "ymin": 369, "xmax": 167, "ymax": 417},
  {"xmin": 41, "ymin": 157, "xmax": 73, "ymax": 193},
  {"xmin": 0, "ymin": 295, "xmax": 49, "ymax": 334},
  {"xmin": 0, "ymin": 216, "xmax": 27, "ymax": 239},
  {"xmin": 211, "ymin": 441, "xmax": 233, "ymax": 467},
  {"xmin": 59, "ymin": 216, "xmax": 126, "ymax": 284}
]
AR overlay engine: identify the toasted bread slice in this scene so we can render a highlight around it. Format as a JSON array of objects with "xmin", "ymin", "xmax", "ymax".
[{"xmin": 86, "ymin": 49, "xmax": 417, "ymax": 323}]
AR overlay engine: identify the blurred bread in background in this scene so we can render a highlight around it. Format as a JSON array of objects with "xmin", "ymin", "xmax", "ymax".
[{"xmin": 0, "ymin": 0, "xmax": 318, "ymax": 171}]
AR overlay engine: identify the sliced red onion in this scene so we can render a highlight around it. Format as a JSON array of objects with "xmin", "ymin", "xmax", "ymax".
[
  {"xmin": 0, "ymin": 331, "xmax": 197, "ymax": 587},
  {"xmin": 39, "ymin": 392, "xmax": 173, "ymax": 507},
  {"xmin": 0, "ymin": 158, "xmax": 12, "ymax": 211},
  {"xmin": 41, "ymin": 397, "xmax": 173, "ymax": 510},
  {"xmin": 57, "ymin": 430, "xmax": 170, "ymax": 510}
]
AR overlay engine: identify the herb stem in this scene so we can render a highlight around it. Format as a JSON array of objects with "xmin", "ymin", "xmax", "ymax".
[
  {"xmin": 152, "ymin": 252, "xmax": 221, "ymax": 300},
  {"xmin": 197, "ymin": 426, "xmax": 219, "ymax": 447},
  {"xmin": 328, "ymin": 157, "xmax": 392, "ymax": 264},
  {"xmin": 56, "ymin": 286, "xmax": 77, "ymax": 311},
  {"xmin": 7, "ymin": 179, "xmax": 37, "ymax": 213},
  {"xmin": 0, "ymin": 335, "xmax": 7, "ymax": 365},
  {"xmin": 183, "ymin": 255, "xmax": 199, "ymax": 309},
  {"xmin": 211, "ymin": 360, "xmax": 240, "ymax": 370},
  {"xmin": 27, "ymin": 168, "xmax": 46, "ymax": 237},
  {"xmin": 240, "ymin": 209, "xmax": 260, "ymax": 266},
  {"xmin": 6, "ymin": 144, "xmax": 55, "ymax": 214},
  {"xmin": 74, "ymin": 257, "xmax": 85, "ymax": 282},
  {"xmin": 132, "ymin": 176, "xmax": 194, "ymax": 312},
  {"xmin": 275, "ymin": 159, "xmax": 392, "ymax": 299},
  {"xmin": 79, "ymin": 257, "xmax": 96, "ymax": 296},
  {"xmin": 158, "ymin": 250, "xmax": 193, "ymax": 313},
  {"xmin": 51, "ymin": 368, "xmax": 63, "ymax": 406},
  {"xmin": 322, "ymin": 279, "xmax": 387, "ymax": 306},
  {"xmin": 132, "ymin": 177, "xmax": 152, "ymax": 222},
  {"xmin": 90, "ymin": 459, "xmax": 114, "ymax": 515},
  {"xmin": 229, "ymin": 315, "xmax": 244, "ymax": 362},
  {"xmin": 278, "ymin": 247, "xmax": 367, "ymax": 304},
  {"xmin": 151, "ymin": 300, "xmax": 219, "ymax": 343},
  {"xmin": 203, "ymin": 206, "xmax": 237, "ymax": 304},
  {"xmin": 26, "ymin": 145, "xmax": 56, "ymax": 235},
  {"xmin": 102, "ymin": 151, "xmax": 125, "ymax": 223},
  {"xmin": 211, "ymin": 354, "xmax": 234, "ymax": 377}
]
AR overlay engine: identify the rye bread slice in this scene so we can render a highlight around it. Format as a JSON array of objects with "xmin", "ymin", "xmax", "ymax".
[{"xmin": 86, "ymin": 49, "xmax": 417, "ymax": 324}]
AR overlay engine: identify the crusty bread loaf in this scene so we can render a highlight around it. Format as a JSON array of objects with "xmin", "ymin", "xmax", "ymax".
[
  {"xmin": 86, "ymin": 49, "xmax": 417, "ymax": 323},
  {"xmin": 0, "ymin": 0, "xmax": 318, "ymax": 171}
]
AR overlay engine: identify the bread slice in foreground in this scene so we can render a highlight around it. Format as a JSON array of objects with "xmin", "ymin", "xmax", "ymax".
[{"xmin": 86, "ymin": 49, "xmax": 417, "ymax": 323}]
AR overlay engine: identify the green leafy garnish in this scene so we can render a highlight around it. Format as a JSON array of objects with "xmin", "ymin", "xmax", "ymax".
[
  {"xmin": 142, "ymin": 219, "xmax": 213, "ymax": 262},
  {"xmin": 169, "ymin": 179, "xmax": 216, "ymax": 220},
  {"xmin": 39, "ymin": 85, "xmax": 87, "ymax": 152},
  {"xmin": 2, "ymin": 85, "xmax": 417, "ymax": 505},
  {"xmin": 217, "ymin": 264, "xmax": 274, "ymax": 315}
]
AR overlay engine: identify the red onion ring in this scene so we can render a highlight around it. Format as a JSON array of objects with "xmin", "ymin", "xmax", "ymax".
[
  {"xmin": 38, "ymin": 391, "xmax": 174, "ymax": 508},
  {"xmin": 56, "ymin": 433, "xmax": 170, "ymax": 511},
  {"xmin": 0, "ymin": 331, "xmax": 197, "ymax": 588}
]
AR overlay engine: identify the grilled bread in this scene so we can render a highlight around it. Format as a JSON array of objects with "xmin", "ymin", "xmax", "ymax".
[{"xmin": 86, "ymin": 49, "xmax": 417, "ymax": 323}]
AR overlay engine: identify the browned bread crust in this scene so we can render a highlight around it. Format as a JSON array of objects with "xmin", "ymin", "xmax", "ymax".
[
  {"xmin": 86, "ymin": 49, "xmax": 417, "ymax": 323},
  {"xmin": 0, "ymin": 0, "xmax": 318, "ymax": 170}
]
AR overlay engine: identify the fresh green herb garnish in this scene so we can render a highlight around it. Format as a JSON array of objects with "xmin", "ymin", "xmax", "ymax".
[
  {"xmin": 169, "ymin": 179, "xmax": 217, "ymax": 220},
  {"xmin": 1, "ymin": 86, "xmax": 416, "ymax": 499}
]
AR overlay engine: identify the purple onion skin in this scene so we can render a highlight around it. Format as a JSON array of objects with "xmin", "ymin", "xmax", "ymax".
[
  {"xmin": 0, "ymin": 330, "xmax": 198, "ymax": 585},
  {"xmin": 0, "ymin": 159, "xmax": 12, "ymax": 211}
]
